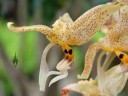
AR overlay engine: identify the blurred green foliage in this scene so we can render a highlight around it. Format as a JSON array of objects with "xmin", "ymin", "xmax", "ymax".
[
  {"xmin": 0, "ymin": 20, "xmax": 38, "ymax": 76},
  {"xmin": 0, "ymin": 20, "xmax": 38, "ymax": 95},
  {"xmin": 20, "ymin": 31, "xmax": 37, "ymax": 76},
  {"xmin": 42, "ymin": 0, "xmax": 68, "ymax": 24},
  {"xmin": 27, "ymin": 0, "xmax": 68, "ymax": 25},
  {"xmin": 0, "ymin": 20, "xmax": 20, "ymax": 58},
  {"xmin": 0, "ymin": 57, "xmax": 14, "ymax": 96}
]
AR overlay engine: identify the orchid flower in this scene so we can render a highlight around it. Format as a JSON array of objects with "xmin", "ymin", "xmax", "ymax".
[
  {"xmin": 62, "ymin": 51, "xmax": 128, "ymax": 96},
  {"xmin": 98, "ymin": 51, "xmax": 128, "ymax": 96},
  {"xmin": 78, "ymin": 4, "xmax": 128, "ymax": 79},
  {"xmin": 7, "ymin": 2, "xmax": 121, "ymax": 91},
  {"xmin": 39, "ymin": 43, "xmax": 72, "ymax": 91}
]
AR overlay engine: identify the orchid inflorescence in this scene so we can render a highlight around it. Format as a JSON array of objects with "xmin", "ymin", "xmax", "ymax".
[
  {"xmin": 61, "ymin": 51, "xmax": 128, "ymax": 96},
  {"xmin": 7, "ymin": 0, "xmax": 128, "ymax": 95}
]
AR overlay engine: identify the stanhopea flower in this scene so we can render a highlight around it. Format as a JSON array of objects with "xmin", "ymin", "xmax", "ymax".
[
  {"xmin": 39, "ymin": 43, "xmax": 73, "ymax": 91},
  {"xmin": 62, "ymin": 51, "xmax": 128, "ymax": 96},
  {"xmin": 7, "ymin": 2, "xmax": 121, "ymax": 91},
  {"xmin": 78, "ymin": 4, "xmax": 128, "ymax": 79}
]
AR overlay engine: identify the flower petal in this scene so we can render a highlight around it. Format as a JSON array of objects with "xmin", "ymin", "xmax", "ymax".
[
  {"xmin": 49, "ymin": 71, "xmax": 68, "ymax": 87},
  {"xmin": 59, "ymin": 13, "xmax": 73, "ymax": 23},
  {"xmin": 49, "ymin": 59, "xmax": 73, "ymax": 87},
  {"xmin": 78, "ymin": 42, "xmax": 101, "ymax": 79},
  {"xmin": 62, "ymin": 79, "xmax": 99, "ymax": 96},
  {"xmin": 98, "ymin": 60, "xmax": 128, "ymax": 95},
  {"xmin": 39, "ymin": 43, "xmax": 55, "ymax": 91},
  {"xmin": 71, "ymin": 3, "xmax": 121, "ymax": 45},
  {"xmin": 107, "ymin": 5, "xmax": 128, "ymax": 47},
  {"xmin": 7, "ymin": 22, "xmax": 54, "ymax": 38},
  {"xmin": 56, "ymin": 59, "xmax": 72, "ymax": 71},
  {"xmin": 62, "ymin": 83, "xmax": 81, "ymax": 96}
]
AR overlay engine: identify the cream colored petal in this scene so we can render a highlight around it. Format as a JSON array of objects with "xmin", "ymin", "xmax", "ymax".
[
  {"xmin": 39, "ymin": 44, "xmax": 73, "ymax": 91},
  {"xmin": 49, "ymin": 71, "xmax": 68, "ymax": 87},
  {"xmin": 62, "ymin": 80, "xmax": 100, "ymax": 96},
  {"xmin": 56, "ymin": 59, "xmax": 72, "ymax": 71},
  {"xmin": 7, "ymin": 22, "xmax": 53, "ymax": 37},
  {"xmin": 52, "ymin": 13, "xmax": 73, "ymax": 28},
  {"xmin": 70, "ymin": 3, "xmax": 121, "ymax": 45},
  {"xmin": 59, "ymin": 13, "xmax": 73, "ymax": 23},
  {"xmin": 39, "ymin": 43, "xmax": 55, "ymax": 91},
  {"xmin": 48, "ymin": 58, "xmax": 73, "ymax": 87},
  {"xmin": 108, "ymin": 5, "xmax": 128, "ymax": 44},
  {"xmin": 62, "ymin": 83, "xmax": 82, "ymax": 96},
  {"xmin": 97, "ymin": 51, "xmax": 128, "ymax": 96},
  {"xmin": 98, "ymin": 61, "xmax": 128, "ymax": 96},
  {"xmin": 48, "ymin": 58, "xmax": 73, "ymax": 86},
  {"xmin": 61, "ymin": 84, "xmax": 78, "ymax": 96},
  {"xmin": 104, "ymin": 66, "xmax": 128, "ymax": 95},
  {"xmin": 78, "ymin": 42, "xmax": 101, "ymax": 79}
]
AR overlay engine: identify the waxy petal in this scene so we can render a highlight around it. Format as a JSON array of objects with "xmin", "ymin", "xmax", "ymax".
[
  {"xmin": 39, "ymin": 43, "xmax": 55, "ymax": 91},
  {"xmin": 70, "ymin": 3, "xmax": 121, "ymax": 45},
  {"xmin": 78, "ymin": 42, "xmax": 101, "ymax": 79},
  {"xmin": 78, "ymin": 5, "xmax": 128, "ymax": 80},
  {"xmin": 7, "ymin": 22, "xmax": 54, "ymax": 38},
  {"xmin": 48, "ymin": 59, "xmax": 73, "ymax": 87},
  {"xmin": 108, "ymin": 5, "xmax": 128, "ymax": 41},
  {"xmin": 98, "ymin": 58, "xmax": 128, "ymax": 96},
  {"xmin": 52, "ymin": 13, "xmax": 73, "ymax": 28},
  {"xmin": 62, "ymin": 59, "xmax": 128, "ymax": 96},
  {"xmin": 61, "ymin": 79, "xmax": 100, "ymax": 96},
  {"xmin": 39, "ymin": 44, "xmax": 73, "ymax": 91},
  {"xmin": 49, "ymin": 71, "xmax": 68, "ymax": 87},
  {"xmin": 97, "ymin": 51, "xmax": 128, "ymax": 95}
]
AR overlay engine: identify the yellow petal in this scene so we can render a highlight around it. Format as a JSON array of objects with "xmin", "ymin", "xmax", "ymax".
[
  {"xmin": 7, "ymin": 22, "xmax": 53, "ymax": 38},
  {"xmin": 70, "ymin": 3, "xmax": 121, "ymax": 45},
  {"xmin": 78, "ymin": 42, "xmax": 101, "ymax": 79}
]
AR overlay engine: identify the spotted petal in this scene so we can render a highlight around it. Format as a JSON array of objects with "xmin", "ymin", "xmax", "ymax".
[
  {"xmin": 70, "ymin": 3, "xmax": 121, "ymax": 45},
  {"xmin": 78, "ymin": 42, "xmax": 101, "ymax": 79},
  {"xmin": 7, "ymin": 22, "xmax": 54, "ymax": 38}
]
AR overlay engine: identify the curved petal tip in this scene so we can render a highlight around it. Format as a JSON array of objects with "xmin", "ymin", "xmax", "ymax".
[{"xmin": 7, "ymin": 22, "xmax": 14, "ymax": 28}]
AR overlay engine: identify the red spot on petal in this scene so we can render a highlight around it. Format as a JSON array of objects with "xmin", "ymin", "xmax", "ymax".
[{"xmin": 61, "ymin": 89, "xmax": 69, "ymax": 96}]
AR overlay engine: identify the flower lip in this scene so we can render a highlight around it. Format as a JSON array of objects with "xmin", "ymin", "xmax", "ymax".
[
  {"xmin": 48, "ymin": 58, "xmax": 73, "ymax": 87},
  {"xmin": 56, "ymin": 59, "xmax": 73, "ymax": 71}
]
